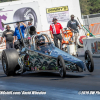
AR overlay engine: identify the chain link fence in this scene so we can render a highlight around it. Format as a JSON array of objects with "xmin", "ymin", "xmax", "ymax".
[{"xmin": 82, "ymin": 13, "xmax": 100, "ymax": 36}]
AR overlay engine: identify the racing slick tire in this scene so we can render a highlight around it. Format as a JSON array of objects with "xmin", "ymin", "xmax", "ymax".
[
  {"xmin": 13, "ymin": 7, "xmax": 37, "ymax": 27},
  {"xmin": 85, "ymin": 50, "xmax": 94, "ymax": 72},
  {"xmin": 57, "ymin": 55, "xmax": 66, "ymax": 78},
  {"xmin": 2, "ymin": 48, "xmax": 19, "ymax": 76}
]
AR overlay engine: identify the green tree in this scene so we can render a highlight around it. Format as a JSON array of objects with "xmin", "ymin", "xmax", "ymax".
[
  {"xmin": 89, "ymin": 0, "xmax": 100, "ymax": 14},
  {"xmin": 80, "ymin": 0, "xmax": 100, "ymax": 15},
  {"xmin": 79, "ymin": 0, "xmax": 89, "ymax": 15},
  {"xmin": 0, "ymin": 0, "xmax": 17, "ymax": 3}
]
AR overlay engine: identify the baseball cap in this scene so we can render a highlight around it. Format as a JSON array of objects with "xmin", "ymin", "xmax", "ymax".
[{"xmin": 52, "ymin": 18, "xmax": 57, "ymax": 21}]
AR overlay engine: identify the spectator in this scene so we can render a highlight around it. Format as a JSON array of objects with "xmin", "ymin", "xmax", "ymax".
[
  {"xmin": 0, "ymin": 25, "xmax": 15, "ymax": 49},
  {"xmin": 67, "ymin": 15, "xmax": 81, "ymax": 45},
  {"xmin": 49, "ymin": 18, "xmax": 63, "ymax": 49}
]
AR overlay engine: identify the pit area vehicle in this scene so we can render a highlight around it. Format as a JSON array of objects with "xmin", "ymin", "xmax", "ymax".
[{"xmin": 1, "ymin": 20, "xmax": 94, "ymax": 78}]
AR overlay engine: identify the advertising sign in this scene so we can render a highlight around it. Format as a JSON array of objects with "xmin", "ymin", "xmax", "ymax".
[
  {"xmin": 0, "ymin": 1, "xmax": 42, "ymax": 33},
  {"xmin": 46, "ymin": 6, "xmax": 69, "ymax": 23}
]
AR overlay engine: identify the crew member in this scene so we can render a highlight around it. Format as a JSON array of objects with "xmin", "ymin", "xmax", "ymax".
[
  {"xmin": 26, "ymin": 22, "xmax": 36, "ymax": 37},
  {"xmin": 14, "ymin": 22, "xmax": 26, "ymax": 42},
  {"xmin": 67, "ymin": 15, "xmax": 81, "ymax": 45},
  {"xmin": 49, "ymin": 18, "xmax": 63, "ymax": 49},
  {"xmin": 0, "ymin": 25, "xmax": 15, "ymax": 49},
  {"xmin": 26, "ymin": 22, "xmax": 32, "ymax": 37}
]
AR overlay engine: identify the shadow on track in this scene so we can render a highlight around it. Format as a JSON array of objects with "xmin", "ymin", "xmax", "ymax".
[
  {"xmin": 0, "ymin": 71, "xmax": 92, "ymax": 80},
  {"xmin": 13, "ymin": 72, "xmax": 85, "ymax": 79}
]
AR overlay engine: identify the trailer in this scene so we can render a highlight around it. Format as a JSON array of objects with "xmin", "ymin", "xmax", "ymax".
[
  {"xmin": 0, "ymin": 0, "xmax": 84, "ymax": 52},
  {"xmin": 0, "ymin": 0, "xmax": 83, "ymax": 32}
]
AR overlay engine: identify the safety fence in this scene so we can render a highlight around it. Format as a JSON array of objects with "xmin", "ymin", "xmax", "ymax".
[
  {"xmin": 82, "ymin": 13, "xmax": 100, "ymax": 36},
  {"xmin": 89, "ymin": 23, "xmax": 100, "ymax": 35}
]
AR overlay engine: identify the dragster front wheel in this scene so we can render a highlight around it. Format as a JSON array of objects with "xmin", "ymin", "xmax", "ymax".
[
  {"xmin": 85, "ymin": 50, "xmax": 94, "ymax": 72},
  {"xmin": 57, "ymin": 55, "xmax": 66, "ymax": 78}
]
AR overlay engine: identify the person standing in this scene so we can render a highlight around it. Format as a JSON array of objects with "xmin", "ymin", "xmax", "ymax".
[
  {"xmin": 14, "ymin": 22, "xmax": 26, "ymax": 50},
  {"xmin": 0, "ymin": 25, "xmax": 15, "ymax": 49},
  {"xmin": 14, "ymin": 22, "xmax": 26, "ymax": 41},
  {"xmin": 49, "ymin": 18, "xmax": 63, "ymax": 49},
  {"xmin": 26, "ymin": 22, "xmax": 32, "ymax": 37},
  {"xmin": 25, "ymin": 22, "xmax": 36, "ymax": 45},
  {"xmin": 26, "ymin": 22, "xmax": 36, "ymax": 38},
  {"xmin": 67, "ymin": 15, "xmax": 81, "ymax": 45}
]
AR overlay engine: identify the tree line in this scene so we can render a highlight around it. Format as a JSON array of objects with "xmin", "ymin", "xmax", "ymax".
[
  {"xmin": 79, "ymin": 0, "xmax": 100, "ymax": 15},
  {"xmin": 0, "ymin": 0, "xmax": 16, "ymax": 3}
]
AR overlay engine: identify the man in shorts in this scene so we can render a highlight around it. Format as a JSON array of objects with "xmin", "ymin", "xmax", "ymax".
[{"xmin": 67, "ymin": 15, "xmax": 81, "ymax": 45}]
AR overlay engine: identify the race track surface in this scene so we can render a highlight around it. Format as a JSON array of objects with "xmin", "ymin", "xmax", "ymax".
[{"xmin": 0, "ymin": 48, "xmax": 100, "ymax": 100}]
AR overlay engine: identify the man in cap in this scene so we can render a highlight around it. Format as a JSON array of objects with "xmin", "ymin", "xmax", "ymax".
[
  {"xmin": 49, "ymin": 18, "xmax": 63, "ymax": 49},
  {"xmin": 67, "ymin": 15, "xmax": 81, "ymax": 45},
  {"xmin": 0, "ymin": 25, "xmax": 15, "ymax": 49}
]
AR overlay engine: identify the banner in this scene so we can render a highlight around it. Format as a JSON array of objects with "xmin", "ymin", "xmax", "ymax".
[
  {"xmin": 46, "ymin": 6, "xmax": 69, "ymax": 23},
  {"xmin": 0, "ymin": 1, "xmax": 42, "ymax": 33}
]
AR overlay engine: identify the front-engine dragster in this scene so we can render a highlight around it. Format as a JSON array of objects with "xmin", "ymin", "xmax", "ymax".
[{"xmin": 1, "ymin": 20, "xmax": 94, "ymax": 78}]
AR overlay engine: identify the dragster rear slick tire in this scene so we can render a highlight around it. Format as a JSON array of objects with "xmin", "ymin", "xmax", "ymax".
[{"xmin": 2, "ymin": 48, "xmax": 19, "ymax": 76}]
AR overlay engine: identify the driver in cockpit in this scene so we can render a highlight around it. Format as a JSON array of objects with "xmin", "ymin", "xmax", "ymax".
[{"xmin": 36, "ymin": 35, "xmax": 48, "ymax": 53}]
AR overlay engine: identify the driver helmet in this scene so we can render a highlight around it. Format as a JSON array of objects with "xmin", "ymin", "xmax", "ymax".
[{"xmin": 36, "ymin": 35, "xmax": 45, "ymax": 46}]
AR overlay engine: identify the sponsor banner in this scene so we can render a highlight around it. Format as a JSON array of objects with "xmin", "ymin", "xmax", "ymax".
[
  {"xmin": 0, "ymin": 1, "xmax": 42, "ymax": 33},
  {"xmin": 46, "ymin": 6, "xmax": 69, "ymax": 23},
  {"xmin": 46, "ymin": 6, "xmax": 69, "ymax": 13}
]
